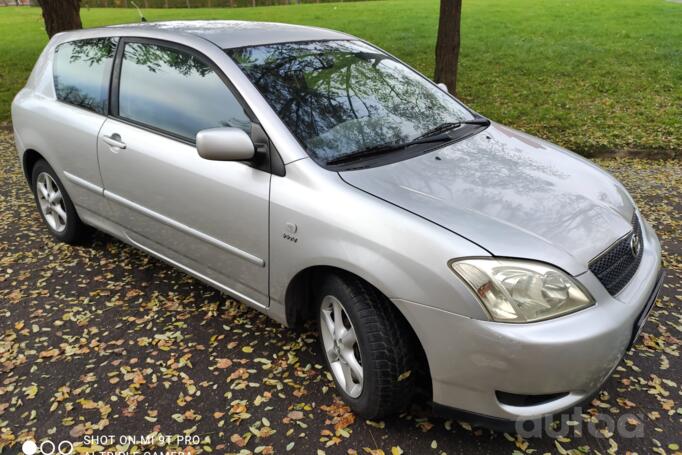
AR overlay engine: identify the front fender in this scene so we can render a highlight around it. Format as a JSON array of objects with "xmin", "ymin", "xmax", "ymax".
[{"xmin": 268, "ymin": 159, "xmax": 490, "ymax": 322}]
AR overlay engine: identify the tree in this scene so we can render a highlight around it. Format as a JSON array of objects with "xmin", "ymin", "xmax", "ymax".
[
  {"xmin": 36, "ymin": 0, "xmax": 82, "ymax": 38},
  {"xmin": 434, "ymin": 0, "xmax": 462, "ymax": 95}
]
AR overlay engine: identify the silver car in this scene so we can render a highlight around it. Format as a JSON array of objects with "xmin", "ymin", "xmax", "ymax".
[{"xmin": 12, "ymin": 20, "xmax": 664, "ymax": 425}]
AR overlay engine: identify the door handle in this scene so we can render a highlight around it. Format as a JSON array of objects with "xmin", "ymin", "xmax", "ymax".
[{"xmin": 103, "ymin": 134, "xmax": 126, "ymax": 150}]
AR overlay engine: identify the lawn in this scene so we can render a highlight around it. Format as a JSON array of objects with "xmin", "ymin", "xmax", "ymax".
[{"xmin": 0, "ymin": 0, "xmax": 680, "ymax": 155}]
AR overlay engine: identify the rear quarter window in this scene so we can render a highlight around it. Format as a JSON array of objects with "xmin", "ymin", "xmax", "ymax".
[{"xmin": 53, "ymin": 38, "xmax": 118, "ymax": 115}]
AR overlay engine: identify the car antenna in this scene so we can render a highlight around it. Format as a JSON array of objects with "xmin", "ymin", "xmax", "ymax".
[{"xmin": 130, "ymin": 1, "xmax": 148, "ymax": 22}]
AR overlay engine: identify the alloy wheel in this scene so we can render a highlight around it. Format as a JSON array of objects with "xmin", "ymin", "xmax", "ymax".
[
  {"xmin": 320, "ymin": 295, "xmax": 364, "ymax": 398},
  {"xmin": 36, "ymin": 172, "xmax": 67, "ymax": 233}
]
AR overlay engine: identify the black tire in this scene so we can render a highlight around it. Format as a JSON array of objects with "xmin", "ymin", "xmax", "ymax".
[
  {"xmin": 31, "ymin": 159, "xmax": 89, "ymax": 244},
  {"xmin": 316, "ymin": 273, "xmax": 416, "ymax": 419}
]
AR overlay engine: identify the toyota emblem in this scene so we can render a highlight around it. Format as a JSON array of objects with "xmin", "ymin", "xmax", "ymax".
[{"xmin": 629, "ymin": 232, "xmax": 641, "ymax": 257}]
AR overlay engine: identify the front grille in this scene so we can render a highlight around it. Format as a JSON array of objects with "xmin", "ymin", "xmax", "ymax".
[{"xmin": 589, "ymin": 213, "xmax": 643, "ymax": 295}]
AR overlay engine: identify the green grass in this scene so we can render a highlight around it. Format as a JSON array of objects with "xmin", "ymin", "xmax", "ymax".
[{"xmin": 1, "ymin": 0, "xmax": 680, "ymax": 154}]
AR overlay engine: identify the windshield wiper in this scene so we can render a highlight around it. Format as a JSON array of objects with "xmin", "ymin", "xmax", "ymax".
[
  {"xmin": 326, "ymin": 132, "xmax": 453, "ymax": 165},
  {"xmin": 326, "ymin": 117, "xmax": 490, "ymax": 166},
  {"xmin": 415, "ymin": 118, "xmax": 491, "ymax": 140},
  {"xmin": 415, "ymin": 122, "xmax": 461, "ymax": 139}
]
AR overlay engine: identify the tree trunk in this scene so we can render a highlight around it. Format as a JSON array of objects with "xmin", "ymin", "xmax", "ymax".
[
  {"xmin": 434, "ymin": 0, "xmax": 462, "ymax": 95},
  {"xmin": 36, "ymin": 0, "xmax": 82, "ymax": 38}
]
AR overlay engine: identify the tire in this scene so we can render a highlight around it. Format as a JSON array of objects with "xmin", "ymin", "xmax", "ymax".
[
  {"xmin": 317, "ymin": 273, "xmax": 416, "ymax": 418},
  {"xmin": 31, "ymin": 159, "xmax": 88, "ymax": 244}
]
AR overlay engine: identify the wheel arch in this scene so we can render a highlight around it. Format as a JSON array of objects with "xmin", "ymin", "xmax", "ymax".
[
  {"xmin": 22, "ymin": 148, "xmax": 46, "ymax": 184},
  {"xmin": 284, "ymin": 264, "xmax": 433, "ymax": 398}
]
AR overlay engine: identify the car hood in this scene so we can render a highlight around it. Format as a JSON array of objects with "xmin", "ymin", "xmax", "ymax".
[{"xmin": 339, "ymin": 123, "xmax": 635, "ymax": 276}]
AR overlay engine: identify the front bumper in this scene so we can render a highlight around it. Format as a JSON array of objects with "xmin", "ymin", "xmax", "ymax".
[{"xmin": 393, "ymin": 217, "xmax": 664, "ymax": 421}]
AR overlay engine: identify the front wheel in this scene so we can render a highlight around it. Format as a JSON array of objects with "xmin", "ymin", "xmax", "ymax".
[{"xmin": 317, "ymin": 273, "xmax": 416, "ymax": 419}]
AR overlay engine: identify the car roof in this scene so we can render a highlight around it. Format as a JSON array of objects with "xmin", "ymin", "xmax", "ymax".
[{"xmin": 106, "ymin": 20, "xmax": 355, "ymax": 48}]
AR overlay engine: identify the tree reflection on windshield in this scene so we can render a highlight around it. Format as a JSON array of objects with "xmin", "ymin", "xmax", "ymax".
[{"xmin": 228, "ymin": 40, "xmax": 473, "ymax": 162}]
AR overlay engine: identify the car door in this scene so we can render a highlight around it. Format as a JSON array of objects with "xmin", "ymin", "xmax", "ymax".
[{"xmin": 97, "ymin": 38, "xmax": 270, "ymax": 307}]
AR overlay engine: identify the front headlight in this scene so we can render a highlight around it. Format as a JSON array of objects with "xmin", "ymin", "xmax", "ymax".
[{"xmin": 450, "ymin": 258, "xmax": 594, "ymax": 323}]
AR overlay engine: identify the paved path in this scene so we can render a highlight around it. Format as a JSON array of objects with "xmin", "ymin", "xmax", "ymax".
[{"xmin": 0, "ymin": 131, "xmax": 680, "ymax": 454}]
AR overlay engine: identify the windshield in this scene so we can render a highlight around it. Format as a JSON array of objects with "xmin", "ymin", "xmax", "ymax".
[{"xmin": 227, "ymin": 40, "xmax": 475, "ymax": 164}]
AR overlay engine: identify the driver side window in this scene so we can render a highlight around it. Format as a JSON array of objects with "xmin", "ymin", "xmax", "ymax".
[{"xmin": 118, "ymin": 41, "xmax": 251, "ymax": 141}]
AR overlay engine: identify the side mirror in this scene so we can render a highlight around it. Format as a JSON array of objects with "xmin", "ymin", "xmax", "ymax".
[
  {"xmin": 437, "ymin": 82, "xmax": 449, "ymax": 93},
  {"xmin": 196, "ymin": 127, "xmax": 255, "ymax": 161}
]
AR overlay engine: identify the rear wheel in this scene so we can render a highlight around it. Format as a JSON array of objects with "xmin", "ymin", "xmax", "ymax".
[
  {"xmin": 31, "ymin": 160, "xmax": 88, "ymax": 244},
  {"xmin": 317, "ymin": 273, "xmax": 416, "ymax": 418}
]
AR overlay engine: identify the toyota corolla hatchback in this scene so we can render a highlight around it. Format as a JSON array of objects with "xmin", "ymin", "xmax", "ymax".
[{"xmin": 12, "ymin": 21, "xmax": 664, "ymax": 425}]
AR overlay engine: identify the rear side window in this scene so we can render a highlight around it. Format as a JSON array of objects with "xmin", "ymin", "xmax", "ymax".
[
  {"xmin": 118, "ymin": 42, "xmax": 251, "ymax": 141},
  {"xmin": 53, "ymin": 38, "xmax": 118, "ymax": 115}
]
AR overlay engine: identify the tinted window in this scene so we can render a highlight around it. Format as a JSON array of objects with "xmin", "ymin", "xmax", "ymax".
[
  {"xmin": 53, "ymin": 38, "xmax": 118, "ymax": 114},
  {"xmin": 228, "ymin": 40, "xmax": 474, "ymax": 163},
  {"xmin": 118, "ymin": 42, "xmax": 251, "ymax": 140}
]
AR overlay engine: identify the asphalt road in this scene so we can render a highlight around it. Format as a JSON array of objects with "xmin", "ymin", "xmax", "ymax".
[{"xmin": 0, "ymin": 130, "xmax": 680, "ymax": 455}]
